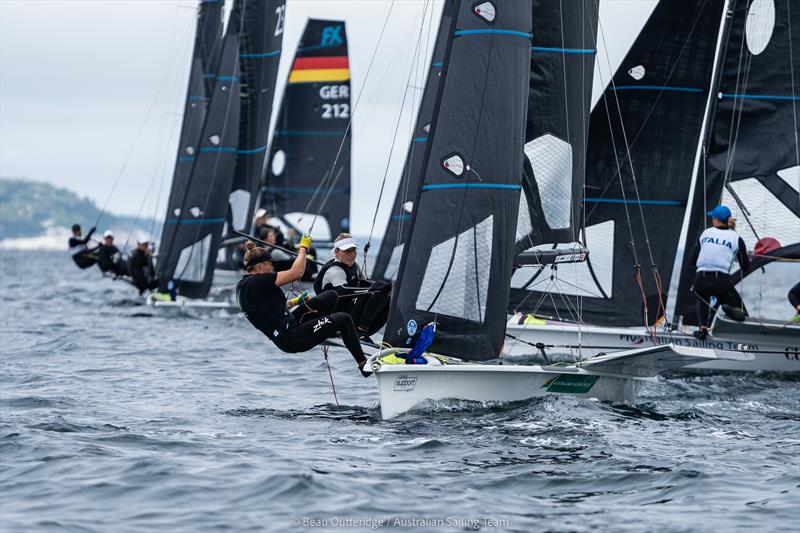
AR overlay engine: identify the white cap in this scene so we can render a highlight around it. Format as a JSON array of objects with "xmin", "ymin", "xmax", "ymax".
[
  {"xmin": 334, "ymin": 237, "xmax": 358, "ymax": 251},
  {"xmin": 137, "ymin": 238, "xmax": 149, "ymax": 245},
  {"xmin": 103, "ymin": 230, "xmax": 114, "ymax": 238},
  {"xmin": 255, "ymin": 208, "xmax": 268, "ymax": 219}
]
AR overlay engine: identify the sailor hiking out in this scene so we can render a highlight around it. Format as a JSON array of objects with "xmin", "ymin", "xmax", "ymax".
[
  {"xmin": 127, "ymin": 240, "xmax": 158, "ymax": 295},
  {"xmin": 92, "ymin": 230, "xmax": 127, "ymax": 277},
  {"xmin": 68, "ymin": 223, "xmax": 97, "ymax": 269},
  {"xmin": 689, "ymin": 205, "xmax": 750, "ymax": 339},
  {"xmin": 236, "ymin": 238, "xmax": 372, "ymax": 377},
  {"xmin": 313, "ymin": 233, "xmax": 391, "ymax": 341}
]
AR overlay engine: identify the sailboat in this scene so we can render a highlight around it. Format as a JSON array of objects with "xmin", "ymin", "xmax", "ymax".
[
  {"xmin": 150, "ymin": 0, "xmax": 286, "ymax": 314},
  {"xmin": 259, "ymin": 19, "xmax": 352, "ymax": 263},
  {"xmin": 365, "ymin": 0, "xmax": 737, "ymax": 420},
  {"xmin": 505, "ymin": 0, "xmax": 799, "ymax": 372}
]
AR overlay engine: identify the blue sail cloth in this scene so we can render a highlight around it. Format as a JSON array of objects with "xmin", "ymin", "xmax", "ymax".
[{"xmin": 406, "ymin": 322, "xmax": 436, "ymax": 364}]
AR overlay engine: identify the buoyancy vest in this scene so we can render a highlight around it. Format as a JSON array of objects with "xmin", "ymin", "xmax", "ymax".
[
  {"xmin": 696, "ymin": 227, "xmax": 740, "ymax": 273},
  {"xmin": 313, "ymin": 260, "xmax": 362, "ymax": 294}
]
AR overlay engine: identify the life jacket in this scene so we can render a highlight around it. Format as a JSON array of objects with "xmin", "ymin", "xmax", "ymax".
[
  {"xmin": 313, "ymin": 260, "xmax": 361, "ymax": 294},
  {"xmin": 696, "ymin": 227, "xmax": 740, "ymax": 274}
]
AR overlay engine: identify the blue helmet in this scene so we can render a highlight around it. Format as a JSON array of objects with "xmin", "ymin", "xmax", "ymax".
[{"xmin": 706, "ymin": 205, "xmax": 732, "ymax": 222}]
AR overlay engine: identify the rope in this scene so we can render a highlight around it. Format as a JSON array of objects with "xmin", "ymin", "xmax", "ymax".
[{"xmin": 321, "ymin": 345, "xmax": 340, "ymax": 406}]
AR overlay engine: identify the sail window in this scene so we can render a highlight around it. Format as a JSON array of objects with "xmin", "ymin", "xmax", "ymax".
[
  {"xmin": 185, "ymin": 146, "xmax": 195, "ymax": 155},
  {"xmin": 174, "ymin": 234, "xmax": 212, "ymax": 283},
  {"xmin": 271, "ymin": 149, "xmax": 286, "ymax": 176},
  {"xmin": 209, "ymin": 134, "xmax": 221, "ymax": 146},
  {"xmin": 472, "ymin": 2, "xmax": 496, "ymax": 23},
  {"xmin": 745, "ymin": 0, "xmax": 775, "ymax": 56},
  {"xmin": 422, "ymin": 123, "xmax": 431, "ymax": 134},
  {"xmin": 284, "ymin": 212, "xmax": 332, "ymax": 241},
  {"xmin": 416, "ymin": 215, "xmax": 493, "ymax": 322},
  {"xmin": 735, "ymin": 260, "xmax": 800, "ymax": 322},
  {"xmin": 228, "ymin": 189, "xmax": 250, "ymax": 231},
  {"xmin": 173, "ymin": 208, "xmax": 181, "ymax": 217},
  {"xmin": 189, "ymin": 206, "xmax": 202, "ymax": 218},
  {"xmin": 777, "ymin": 165, "xmax": 799, "ymax": 194},
  {"xmin": 524, "ymin": 134, "xmax": 572, "ymax": 229},
  {"xmin": 510, "ymin": 221, "xmax": 614, "ymax": 297},
  {"xmin": 402, "ymin": 200, "xmax": 414, "ymax": 213},
  {"xmin": 384, "ymin": 244, "xmax": 404, "ymax": 281},
  {"xmin": 515, "ymin": 189, "xmax": 532, "ymax": 243},
  {"xmin": 628, "ymin": 65, "xmax": 645, "ymax": 80},
  {"xmin": 721, "ymin": 178, "xmax": 799, "ymax": 248},
  {"xmin": 441, "ymin": 153, "xmax": 465, "ymax": 177}
]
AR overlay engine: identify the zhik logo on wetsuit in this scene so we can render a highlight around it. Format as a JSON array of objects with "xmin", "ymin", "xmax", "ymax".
[{"xmin": 313, "ymin": 317, "xmax": 332, "ymax": 332}]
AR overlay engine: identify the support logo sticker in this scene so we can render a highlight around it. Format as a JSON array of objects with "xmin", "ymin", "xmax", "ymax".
[
  {"xmin": 543, "ymin": 374, "xmax": 599, "ymax": 394},
  {"xmin": 393, "ymin": 375, "xmax": 417, "ymax": 392},
  {"xmin": 406, "ymin": 319, "xmax": 417, "ymax": 336}
]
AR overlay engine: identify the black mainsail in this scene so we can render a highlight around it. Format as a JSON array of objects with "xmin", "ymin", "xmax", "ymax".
[
  {"xmin": 371, "ymin": 0, "xmax": 456, "ymax": 282},
  {"xmin": 673, "ymin": 0, "xmax": 800, "ymax": 324},
  {"xmin": 156, "ymin": 19, "xmax": 241, "ymax": 299},
  {"xmin": 261, "ymin": 19, "xmax": 352, "ymax": 241},
  {"xmin": 383, "ymin": 0, "xmax": 532, "ymax": 359},
  {"xmin": 224, "ymin": 0, "xmax": 286, "ymax": 237},
  {"xmin": 518, "ymin": 0, "xmax": 726, "ymax": 327},
  {"xmin": 508, "ymin": 0, "xmax": 598, "ymax": 314}
]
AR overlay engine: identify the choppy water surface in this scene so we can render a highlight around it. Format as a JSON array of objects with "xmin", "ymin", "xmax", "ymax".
[{"xmin": 1, "ymin": 251, "xmax": 798, "ymax": 532}]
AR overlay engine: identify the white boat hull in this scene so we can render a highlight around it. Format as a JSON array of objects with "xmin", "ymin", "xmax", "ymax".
[
  {"xmin": 368, "ymin": 344, "xmax": 726, "ymax": 420},
  {"xmin": 504, "ymin": 320, "xmax": 800, "ymax": 372},
  {"xmin": 144, "ymin": 294, "xmax": 240, "ymax": 316}
]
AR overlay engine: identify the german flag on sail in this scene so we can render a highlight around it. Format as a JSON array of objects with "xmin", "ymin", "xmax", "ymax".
[{"xmin": 288, "ymin": 56, "xmax": 350, "ymax": 84}]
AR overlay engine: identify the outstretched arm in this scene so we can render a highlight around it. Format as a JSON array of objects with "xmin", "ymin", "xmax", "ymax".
[{"xmin": 275, "ymin": 235, "xmax": 311, "ymax": 287}]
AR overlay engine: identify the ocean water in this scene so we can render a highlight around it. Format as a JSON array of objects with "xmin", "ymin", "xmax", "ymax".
[{"xmin": 1, "ymin": 250, "xmax": 798, "ymax": 532}]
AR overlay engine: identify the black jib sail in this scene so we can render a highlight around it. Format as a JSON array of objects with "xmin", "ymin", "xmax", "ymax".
[
  {"xmin": 508, "ymin": 0, "xmax": 598, "ymax": 314},
  {"xmin": 383, "ymin": 0, "xmax": 532, "ymax": 359},
  {"xmin": 520, "ymin": 0, "xmax": 725, "ymax": 327},
  {"xmin": 216, "ymin": 0, "xmax": 286, "ymax": 271},
  {"xmin": 156, "ymin": 24, "xmax": 241, "ymax": 299},
  {"xmin": 261, "ymin": 19, "xmax": 352, "ymax": 242},
  {"xmin": 371, "ymin": 0, "xmax": 456, "ymax": 282},
  {"xmin": 673, "ymin": 0, "xmax": 800, "ymax": 325}
]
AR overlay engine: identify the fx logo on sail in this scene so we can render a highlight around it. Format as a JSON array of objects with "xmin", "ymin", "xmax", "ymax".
[{"xmin": 321, "ymin": 25, "xmax": 343, "ymax": 46}]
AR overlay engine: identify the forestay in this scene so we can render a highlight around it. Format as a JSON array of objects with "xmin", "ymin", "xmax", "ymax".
[
  {"xmin": 674, "ymin": 0, "xmax": 800, "ymax": 325},
  {"xmin": 261, "ymin": 19, "xmax": 352, "ymax": 241},
  {"xmin": 383, "ymin": 0, "xmax": 532, "ymax": 360}
]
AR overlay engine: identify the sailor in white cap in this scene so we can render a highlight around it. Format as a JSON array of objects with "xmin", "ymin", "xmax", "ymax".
[
  {"xmin": 95, "ymin": 230, "xmax": 125, "ymax": 276},
  {"xmin": 313, "ymin": 233, "xmax": 391, "ymax": 341}
]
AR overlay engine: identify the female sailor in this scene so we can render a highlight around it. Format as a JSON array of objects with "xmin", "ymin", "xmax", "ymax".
[{"xmin": 236, "ymin": 238, "xmax": 371, "ymax": 377}]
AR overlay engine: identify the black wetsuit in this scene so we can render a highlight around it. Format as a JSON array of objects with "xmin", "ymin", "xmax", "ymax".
[
  {"xmin": 127, "ymin": 249, "xmax": 158, "ymax": 295},
  {"xmin": 689, "ymin": 234, "xmax": 750, "ymax": 327},
  {"xmin": 94, "ymin": 244, "xmax": 125, "ymax": 276},
  {"xmin": 237, "ymin": 273, "xmax": 366, "ymax": 366},
  {"xmin": 314, "ymin": 260, "xmax": 390, "ymax": 336},
  {"xmin": 69, "ymin": 229, "xmax": 96, "ymax": 269}
]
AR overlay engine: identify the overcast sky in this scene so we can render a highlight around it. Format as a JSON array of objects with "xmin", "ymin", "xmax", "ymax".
[{"xmin": 0, "ymin": 0, "xmax": 657, "ymax": 236}]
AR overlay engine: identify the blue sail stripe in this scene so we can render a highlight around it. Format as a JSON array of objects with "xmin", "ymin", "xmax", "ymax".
[
  {"xmin": 274, "ymin": 130, "xmax": 345, "ymax": 137},
  {"xmin": 187, "ymin": 96, "xmax": 206, "ymax": 101},
  {"xmin": 203, "ymin": 73, "xmax": 216, "ymax": 79},
  {"xmin": 413, "ymin": 137, "xmax": 428, "ymax": 143},
  {"xmin": 391, "ymin": 214, "xmax": 412, "ymax": 221},
  {"xmin": 532, "ymin": 46, "xmax": 596, "ymax": 54},
  {"xmin": 431, "ymin": 62, "xmax": 444, "ymax": 67},
  {"xmin": 200, "ymin": 146, "xmax": 237, "ymax": 153},
  {"xmin": 216, "ymin": 76, "xmax": 239, "ymax": 82},
  {"xmin": 454, "ymin": 29, "xmax": 533, "ymax": 39},
  {"xmin": 612, "ymin": 85, "xmax": 703, "ymax": 93},
  {"xmin": 240, "ymin": 50, "xmax": 281, "ymax": 59},
  {"xmin": 422, "ymin": 183, "xmax": 521, "ymax": 191},
  {"xmin": 166, "ymin": 218, "xmax": 225, "ymax": 225},
  {"xmin": 237, "ymin": 145, "xmax": 267, "ymax": 154},
  {"xmin": 177, "ymin": 156, "xmax": 195, "ymax": 162},
  {"xmin": 583, "ymin": 198, "xmax": 682, "ymax": 206},
  {"xmin": 719, "ymin": 93, "xmax": 800, "ymax": 101}
]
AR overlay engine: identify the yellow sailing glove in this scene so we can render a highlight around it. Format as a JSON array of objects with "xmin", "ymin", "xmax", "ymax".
[{"xmin": 299, "ymin": 235, "xmax": 312, "ymax": 251}]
